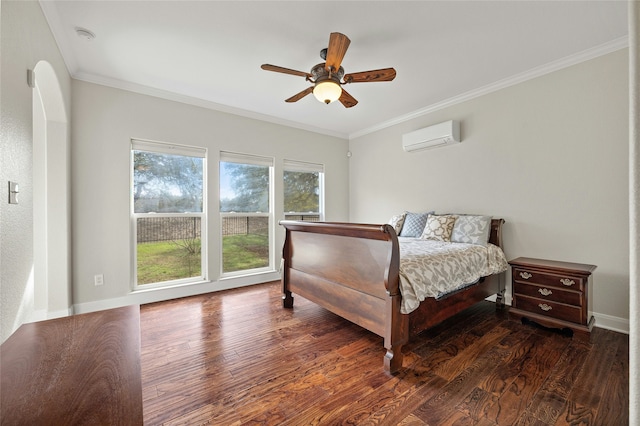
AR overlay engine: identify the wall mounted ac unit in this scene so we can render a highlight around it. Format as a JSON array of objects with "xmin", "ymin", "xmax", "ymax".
[{"xmin": 402, "ymin": 120, "xmax": 460, "ymax": 152}]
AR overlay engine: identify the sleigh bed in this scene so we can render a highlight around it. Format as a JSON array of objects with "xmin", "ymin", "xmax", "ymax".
[{"xmin": 280, "ymin": 217, "xmax": 506, "ymax": 374}]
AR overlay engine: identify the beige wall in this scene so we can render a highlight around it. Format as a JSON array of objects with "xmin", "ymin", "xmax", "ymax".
[
  {"xmin": 71, "ymin": 80, "xmax": 349, "ymax": 311},
  {"xmin": 0, "ymin": 0, "xmax": 71, "ymax": 343},
  {"xmin": 1, "ymin": 0, "xmax": 630, "ymax": 343},
  {"xmin": 628, "ymin": 0, "xmax": 639, "ymax": 421},
  {"xmin": 349, "ymin": 49, "xmax": 630, "ymax": 330}
]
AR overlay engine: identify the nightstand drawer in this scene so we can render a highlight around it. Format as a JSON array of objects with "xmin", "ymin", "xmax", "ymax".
[
  {"xmin": 513, "ymin": 268, "xmax": 585, "ymax": 291},
  {"xmin": 508, "ymin": 257, "xmax": 596, "ymax": 338},
  {"xmin": 514, "ymin": 295, "xmax": 582, "ymax": 324},
  {"xmin": 513, "ymin": 282, "xmax": 582, "ymax": 306}
]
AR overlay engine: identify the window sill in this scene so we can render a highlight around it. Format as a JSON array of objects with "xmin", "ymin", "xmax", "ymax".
[
  {"xmin": 219, "ymin": 268, "xmax": 278, "ymax": 281},
  {"xmin": 131, "ymin": 279, "xmax": 210, "ymax": 294}
]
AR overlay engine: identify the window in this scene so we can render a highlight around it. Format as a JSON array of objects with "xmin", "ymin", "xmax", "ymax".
[
  {"xmin": 283, "ymin": 160, "xmax": 324, "ymax": 222},
  {"xmin": 219, "ymin": 152, "xmax": 274, "ymax": 275},
  {"xmin": 131, "ymin": 140, "xmax": 206, "ymax": 288}
]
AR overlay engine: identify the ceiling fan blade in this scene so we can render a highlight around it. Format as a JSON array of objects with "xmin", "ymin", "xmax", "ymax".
[
  {"xmin": 261, "ymin": 64, "xmax": 312, "ymax": 79},
  {"xmin": 285, "ymin": 86, "xmax": 314, "ymax": 103},
  {"xmin": 344, "ymin": 68, "xmax": 397, "ymax": 83},
  {"xmin": 325, "ymin": 32, "xmax": 350, "ymax": 73},
  {"xmin": 338, "ymin": 88, "xmax": 358, "ymax": 108}
]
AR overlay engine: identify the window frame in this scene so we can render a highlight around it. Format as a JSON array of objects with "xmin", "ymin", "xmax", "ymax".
[
  {"xmin": 130, "ymin": 139, "xmax": 208, "ymax": 290},
  {"xmin": 219, "ymin": 151, "xmax": 275, "ymax": 278}
]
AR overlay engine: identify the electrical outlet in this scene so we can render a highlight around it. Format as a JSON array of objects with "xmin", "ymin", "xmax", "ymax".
[{"xmin": 94, "ymin": 274, "xmax": 104, "ymax": 286}]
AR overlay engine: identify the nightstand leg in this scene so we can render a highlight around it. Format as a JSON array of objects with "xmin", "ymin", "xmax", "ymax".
[{"xmin": 495, "ymin": 289, "xmax": 505, "ymax": 309}]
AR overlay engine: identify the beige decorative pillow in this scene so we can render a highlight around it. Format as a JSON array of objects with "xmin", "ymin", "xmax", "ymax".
[
  {"xmin": 421, "ymin": 215, "xmax": 456, "ymax": 242},
  {"xmin": 388, "ymin": 212, "xmax": 406, "ymax": 235}
]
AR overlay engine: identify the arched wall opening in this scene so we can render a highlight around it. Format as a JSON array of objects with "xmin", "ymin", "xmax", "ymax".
[{"xmin": 32, "ymin": 60, "xmax": 72, "ymax": 319}]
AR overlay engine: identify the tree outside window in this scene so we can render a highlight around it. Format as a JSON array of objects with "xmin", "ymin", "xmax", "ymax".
[
  {"xmin": 220, "ymin": 152, "xmax": 273, "ymax": 275},
  {"xmin": 283, "ymin": 160, "xmax": 323, "ymax": 222},
  {"xmin": 132, "ymin": 140, "xmax": 206, "ymax": 287}
]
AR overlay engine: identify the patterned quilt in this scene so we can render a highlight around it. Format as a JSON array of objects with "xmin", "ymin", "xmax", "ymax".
[{"xmin": 398, "ymin": 238, "xmax": 508, "ymax": 314}]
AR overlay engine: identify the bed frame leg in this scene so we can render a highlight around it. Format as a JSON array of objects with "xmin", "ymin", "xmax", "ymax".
[
  {"xmin": 384, "ymin": 346, "xmax": 403, "ymax": 374},
  {"xmin": 283, "ymin": 290, "xmax": 294, "ymax": 308}
]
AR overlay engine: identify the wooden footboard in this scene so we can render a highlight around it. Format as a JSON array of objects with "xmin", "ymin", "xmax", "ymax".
[{"xmin": 280, "ymin": 218, "xmax": 505, "ymax": 374}]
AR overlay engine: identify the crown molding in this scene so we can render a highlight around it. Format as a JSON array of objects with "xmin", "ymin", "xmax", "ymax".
[
  {"xmin": 41, "ymin": 0, "xmax": 628, "ymax": 144},
  {"xmin": 348, "ymin": 36, "xmax": 629, "ymax": 140},
  {"xmin": 73, "ymin": 71, "xmax": 348, "ymax": 140},
  {"xmin": 39, "ymin": 0, "xmax": 76, "ymax": 76}
]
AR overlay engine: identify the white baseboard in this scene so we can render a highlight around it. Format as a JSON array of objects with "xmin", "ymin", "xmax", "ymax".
[
  {"xmin": 30, "ymin": 309, "xmax": 48, "ymax": 323},
  {"xmin": 72, "ymin": 274, "xmax": 630, "ymax": 336},
  {"xmin": 30, "ymin": 307, "xmax": 74, "ymax": 323},
  {"xmin": 47, "ymin": 308, "xmax": 74, "ymax": 319},
  {"xmin": 73, "ymin": 271, "xmax": 281, "ymax": 314},
  {"xmin": 592, "ymin": 312, "xmax": 629, "ymax": 334},
  {"xmin": 491, "ymin": 291, "xmax": 629, "ymax": 334}
]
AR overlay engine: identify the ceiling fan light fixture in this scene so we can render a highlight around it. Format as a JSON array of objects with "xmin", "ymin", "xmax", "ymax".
[{"xmin": 313, "ymin": 80, "xmax": 342, "ymax": 104}]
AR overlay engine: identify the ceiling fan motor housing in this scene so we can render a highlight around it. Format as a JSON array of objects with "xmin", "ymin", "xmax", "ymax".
[{"xmin": 311, "ymin": 63, "xmax": 344, "ymax": 84}]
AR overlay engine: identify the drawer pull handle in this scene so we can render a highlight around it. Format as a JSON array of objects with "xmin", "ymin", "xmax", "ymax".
[
  {"xmin": 538, "ymin": 303, "xmax": 553, "ymax": 312},
  {"xmin": 520, "ymin": 272, "xmax": 532, "ymax": 279},
  {"xmin": 538, "ymin": 288, "xmax": 553, "ymax": 296},
  {"xmin": 560, "ymin": 278, "xmax": 575, "ymax": 287}
]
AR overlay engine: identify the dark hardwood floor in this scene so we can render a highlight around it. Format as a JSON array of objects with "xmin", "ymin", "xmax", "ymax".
[{"xmin": 140, "ymin": 282, "xmax": 628, "ymax": 425}]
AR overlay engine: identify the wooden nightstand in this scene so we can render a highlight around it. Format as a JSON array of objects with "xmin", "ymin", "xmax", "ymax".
[{"xmin": 508, "ymin": 257, "xmax": 596, "ymax": 338}]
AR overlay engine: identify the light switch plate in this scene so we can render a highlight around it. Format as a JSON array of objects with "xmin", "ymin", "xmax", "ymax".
[{"xmin": 8, "ymin": 181, "xmax": 19, "ymax": 204}]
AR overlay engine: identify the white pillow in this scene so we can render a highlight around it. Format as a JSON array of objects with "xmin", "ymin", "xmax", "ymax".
[
  {"xmin": 450, "ymin": 215, "xmax": 492, "ymax": 246},
  {"xmin": 387, "ymin": 213, "xmax": 406, "ymax": 235}
]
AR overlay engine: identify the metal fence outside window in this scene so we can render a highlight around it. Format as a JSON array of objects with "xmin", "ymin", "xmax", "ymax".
[
  {"xmin": 283, "ymin": 214, "xmax": 320, "ymax": 222},
  {"xmin": 222, "ymin": 216, "xmax": 269, "ymax": 236},
  {"xmin": 137, "ymin": 214, "xmax": 320, "ymax": 243},
  {"xmin": 137, "ymin": 217, "xmax": 201, "ymax": 243}
]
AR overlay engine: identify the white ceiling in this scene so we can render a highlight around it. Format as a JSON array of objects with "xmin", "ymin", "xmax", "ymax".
[{"xmin": 40, "ymin": 1, "xmax": 629, "ymax": 139}]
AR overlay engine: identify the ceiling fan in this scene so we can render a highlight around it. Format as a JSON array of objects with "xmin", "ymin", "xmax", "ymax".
[{"xmin": 261, "ymin": 32, "xmax": 396, "ymax": 108}]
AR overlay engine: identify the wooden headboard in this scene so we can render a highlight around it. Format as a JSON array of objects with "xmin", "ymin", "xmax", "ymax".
[{"xmin": 489, "ymin": 218, "xmax": 505, "ymax": 249}]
